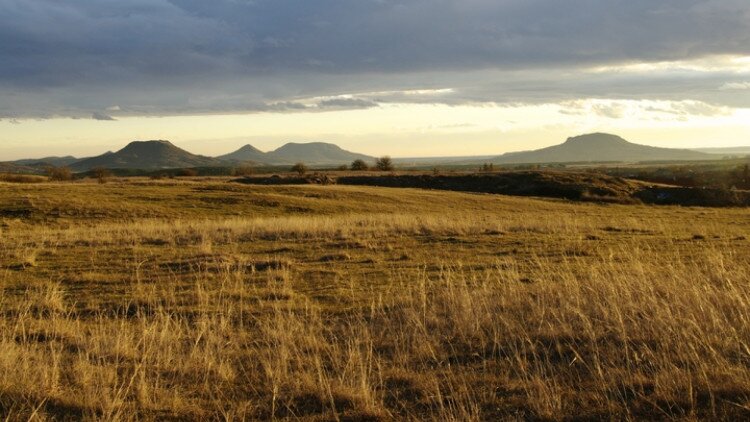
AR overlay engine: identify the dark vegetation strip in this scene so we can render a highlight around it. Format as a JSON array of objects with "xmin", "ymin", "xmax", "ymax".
[{"xmin": 236, "ymin": 171, "xmax": 750, "ymax": 207}]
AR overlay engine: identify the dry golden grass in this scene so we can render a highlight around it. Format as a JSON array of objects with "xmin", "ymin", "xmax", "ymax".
[
  {"xmin": 0, "ymin": 174, "xmax": 47, "ymax": 184},
  {"xmin": 1, "ymin": 179, "xmax": 750, "ymax": 420}
]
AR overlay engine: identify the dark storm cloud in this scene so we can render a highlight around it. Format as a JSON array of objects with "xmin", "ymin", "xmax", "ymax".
[{"xmin": 1, "ymin": 0, "xmax": 749, "ymax": 117}]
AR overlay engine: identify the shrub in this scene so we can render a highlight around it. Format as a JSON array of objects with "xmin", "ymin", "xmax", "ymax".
[
  {"xmin": 177, "ymin": 168, "xmax": 199, "ymax": 177},
  {"xmin": 92, "ymin": 167, "xmax": 112, "ymax": 184},
  {"xmin": 291, "ymin": 162, "xmax": 308, "ymax": 175},
  {"xmin": 350, "ymin": 159, "xmax": 369, "ymax": 171},
  {"xmin": 375, "ymin": 156, "xmax": 394, "ymax": 172},
  {"xmin": 232, "ymin": 166, "xmax": 255, "ymax": 177},
  {"xmin": 47, "ymin": 167, "xmax": 73, "ymax": 182}
]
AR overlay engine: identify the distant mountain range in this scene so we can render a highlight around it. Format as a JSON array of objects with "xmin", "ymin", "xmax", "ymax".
[
  {"xmin": 493, "ymin": 133, "xmax": 715, "ymax": 164},
  {"xmin": 2, "ymin": 133, "xmax": 745, "ymax": 172},
  {"xmin": 36, "ymin": 140, "xmax": 376, "ymax": 171},
  {"xmin": 219, "ymin": 142, "xmax": 373, "ymax": 165}
]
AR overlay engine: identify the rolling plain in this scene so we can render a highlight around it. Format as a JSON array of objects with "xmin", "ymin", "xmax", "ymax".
[{"xmin": 1, "ymin": 177, "xmax": 750, "ymax": 420}]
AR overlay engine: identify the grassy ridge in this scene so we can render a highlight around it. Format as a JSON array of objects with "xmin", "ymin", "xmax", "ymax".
[{"xmin": 1, "ymin": 180, "xmax": 750, "ymax": 420}]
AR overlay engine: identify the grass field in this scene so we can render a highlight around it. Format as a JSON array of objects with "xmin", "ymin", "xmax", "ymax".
[{"xmin": 1, "ymin": 178, "xmax": 750, "ymax": 420}]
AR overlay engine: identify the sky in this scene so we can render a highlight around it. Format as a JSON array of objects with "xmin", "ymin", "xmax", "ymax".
[{"xmin": 1, "ymin": 0, "xmax": 750, "ymax": 160}]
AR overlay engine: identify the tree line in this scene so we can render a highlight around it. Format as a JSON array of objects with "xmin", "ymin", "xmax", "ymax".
[{"xmin": 291, "ymin": 156, "xmax": 394, "ymax": 175}]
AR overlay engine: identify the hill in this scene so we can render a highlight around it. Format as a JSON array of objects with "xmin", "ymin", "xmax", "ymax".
[
  {"xmin": 71, "ymin": 140, "xmax": 222, "ymax": 171},
  {"xmin": 266, "ymin": 142, "xmax": 373, "ymax": 164},
  {"xmin": 495, "ymin": 133, "xmax": 714, "ymax": 164},
  {"xmin": 0, "ymin": 162, "xmax": 36, "ymax": 174},
  {"xmin": 218, "ymin": 144, "xmax": 266, "ymax": 163},
  {"xmin": 219, "ymin": 142, "xmax": 374, "ymax": 165},
  {"xmin": 11, "ymin": 156, "xmax": 79, "ymax": 168}
]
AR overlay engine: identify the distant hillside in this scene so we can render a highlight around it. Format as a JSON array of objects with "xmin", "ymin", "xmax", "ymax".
[
  {"xmin": 218, "ymin": 145, "xmax": 266, "ymax": 163},
  {"xmin": 0, "ymin": 162, "xmax": 37, "ymax": 174},
  {"xmin": 218, "ymin": 142, "xmax": 374, "ymax": 165},
  {"xmin": 71, "ymin": 140, "xmax": 222, "ymax": 171},
  {"xmin": 266, "ymin": 142, "xmax": 374, "ymax": 164},
  {"xmin": 12, "ymin": 156, "xmax": 79, "ymax": 168},
  {"xmin": 495, "ymin": 133, "xmax": 714, "ymax": 164},
  {"xmin": 693, "ymin": 146, "xmax": 750, "ymax": 156}
]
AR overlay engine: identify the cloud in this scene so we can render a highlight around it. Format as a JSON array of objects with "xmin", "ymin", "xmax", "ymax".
[
  {"xmin": 591, "ymin": 103, "xmax": 626, "ymax": 119},
  {"xmin": 91, "ymin": 112, "xmax": 117, "ymax": 121},
  {"xmin": 669, "ymin": 101, "xmax": 732, "ymax": 117},
  {"xmin": 316, "ymin": 98, "xmax": 378, "ymax": 110},
  {"xmin": 720, "ymin": 81, "xmax": 750, "ymax": 90},
  {"xmin": 1, "ymin": 0, "xmax": 749, "ymax": 117},
  {"xmin": 644, "ymin": 101, "xmax": 731, "ymax": 117},
  {"xmin": 560, "ymin": 99, "xmax": 732, "ymax": 121},
  {"xmin": 265, "ymin": 101, "xmax": 310, "ymax": 111}
]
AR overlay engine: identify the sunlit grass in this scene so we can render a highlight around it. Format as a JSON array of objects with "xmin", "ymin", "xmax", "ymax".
[{"xmin": 1, "ymin": 180, "xmax": 749, "ymax": 420}]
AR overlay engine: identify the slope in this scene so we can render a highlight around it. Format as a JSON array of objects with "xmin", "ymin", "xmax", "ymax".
[
  {"xmin": 495, "ymin": 133, "xmax": 714, "ymax": 164},
  {"xmin": 71, "ymin": 140, "xmax": 222, "ymax": 171}
]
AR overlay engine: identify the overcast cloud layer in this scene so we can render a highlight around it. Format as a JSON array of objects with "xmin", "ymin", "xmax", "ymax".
[{"xmin": 2, "ymin": 0, "xmax": 750, "ymax": 118}]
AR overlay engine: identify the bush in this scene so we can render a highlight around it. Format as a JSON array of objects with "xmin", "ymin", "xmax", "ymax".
[
  {"xmin": 232, "ymin": 166, "xmax": 255, "ymax": 177},
  {"xmin": 47, "ymin": 167, "xmax": 73, "ymax": 182},
  {"xmin": 291, "ymin": 162, "xmax": 308, "ymax": 175},
  {"xmin": 92, "ymin": 167, "xmax": 112, "ymax": 184},
  {"xmin": 177, "ymin": 168, "xmax": 199, "ymax": 177},
  {"xmin": 350, "ymin": 159, "xmax": 369, "ymax": 171},
  {"xmin": 375, "ymin": 156, "xmax": 394, "ymax": 172}
]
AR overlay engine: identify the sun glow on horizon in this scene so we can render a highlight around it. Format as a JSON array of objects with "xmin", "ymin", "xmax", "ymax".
[{"xmin": 2, "ymin": 99, "xmax": 749, "ymax": 161}]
